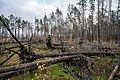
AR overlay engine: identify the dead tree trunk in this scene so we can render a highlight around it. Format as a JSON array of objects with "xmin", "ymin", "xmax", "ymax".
[
  {"xmin": 0, "ymin": 66, "xmax": 37, "ymax": 80},
  {"xmin": 97, "ymin": 0, "xmax": 100, "ymax": 44},
  {"xmin": 0, "ymin": 54, "xmax": 90, "ymax": 74}
]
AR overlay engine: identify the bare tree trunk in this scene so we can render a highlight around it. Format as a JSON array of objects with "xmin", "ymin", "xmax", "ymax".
[
  {"xmin": 101, "ymin": 0, "xmax": 104, "ymax": 42},
  {"xmin": 108, "ymin": 0, "xmax": 112, "ymax": 42},
  {"xmin": 97, "ymin": 0, "xmax": 100, "ymax": 44},
  {"xmin": 82, "ymin": 6, "xmax": 85, "ymax": 40}
]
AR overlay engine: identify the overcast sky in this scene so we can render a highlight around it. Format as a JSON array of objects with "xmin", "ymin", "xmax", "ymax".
[
  {"xmin": 0, "ymin": 0, "xmax": 78, "ymax": 23},
  {"xmin": 0, "ymin": 0, "xmax": 118, "ymax": 23}
]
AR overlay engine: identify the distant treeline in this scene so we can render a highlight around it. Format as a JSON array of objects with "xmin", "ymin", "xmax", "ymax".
[{"xmin": 0, "ymin": 0, "xmax": 120, "ymax": 43}]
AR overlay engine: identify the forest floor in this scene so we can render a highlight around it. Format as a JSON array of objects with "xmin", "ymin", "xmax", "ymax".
[{"xmin": 0, "ymin": 42, "xmax": 120, "ymax": 80}]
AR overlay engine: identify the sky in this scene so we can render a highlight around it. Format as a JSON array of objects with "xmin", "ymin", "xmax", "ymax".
[
  {"xmin": 0, "ymin": 0, "xmax": 118, "ymax": 23},
  {"xmin": 0, "ymin": 0, "xmax": 78, "ymax": 23}
]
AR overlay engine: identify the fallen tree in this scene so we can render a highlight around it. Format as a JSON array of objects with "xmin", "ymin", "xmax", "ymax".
[
  {"xmin": 0, "ymin": 54, "xmax": 93, "ymax": 74},
  {"xmin": 0, "ymin": 51, "xmax": 119, "ymax": 66},
  {"xmin": 0, "ymin": 66, "xmax": 37, "ymax": 80},
  {"xmin": 30, "ymin": 51, "xmax": 119, "ymax": 61},
  {"xmin": 0, "ymin": 54, "xmax": 95, "ymax": 79}
]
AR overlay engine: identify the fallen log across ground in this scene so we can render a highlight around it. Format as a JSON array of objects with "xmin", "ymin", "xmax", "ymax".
[
  {"xmin": 32, "ymin": 51, "xmax": 120, "ymax": 60},
  {"xmin": 0, "ymin": 66, "xmax": 37, "ymax": 80},
  {"xmin": 108, "ymin": 60, "xmax": 120, "ymax": 80},
  {"xmin": 0, "ymin": 51, "xmax": 119, "ymax": 66},
  {"xmin": 0, "ymin": 54, "xmax": 92, "ymax": 74}
]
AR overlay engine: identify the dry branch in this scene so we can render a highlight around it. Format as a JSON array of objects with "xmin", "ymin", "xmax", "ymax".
[
  {"xmin": 0, "ymin": 53, "xmax": 16, "ymax": 65},
  {"xmin": 64, "ymin": 63, "xmax": 78, "ymax": 80},
  {"xmin": 108, "ymin": 60, "xmax": 120, "ymax": 80},
  {"xmin": 0, "ymin": 49, "xmax": 20, "ymax": 65}
]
